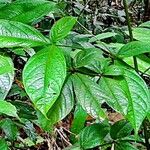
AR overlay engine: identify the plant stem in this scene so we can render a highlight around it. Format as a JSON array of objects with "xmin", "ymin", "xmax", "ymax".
[
  {"xmin": 143, "ymin": 119, "xmax": 150, "ymax": 150},
  {"xmin": 123, "ymin": 1, "xmax": 150, "ymax": 149},
  {"xmin": 123, "ymin": 0, "xmax": 138, "ymax": 72}
]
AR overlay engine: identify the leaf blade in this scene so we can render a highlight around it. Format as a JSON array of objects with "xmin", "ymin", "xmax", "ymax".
[
  {"xmin": 50, "ymin": 16, "xmax": 77, "ymax": 43},
  {"xmin": 0, "ymin": 100, "xmax": 18, "ymax": 118},
  {"xmin": 117, "ymin": 41, "xmax": 150, "ymax": 57},
  {"xmin": 23, "ymin": 45, "xmax": 66, "ymax": 116},
  {"xmin": 0, "ymin": 55, "xmax": 14, "ymax": 99},
  {"xmin": 79, "ymin": 123, "xmax": 110, "ymax": 149},
  {"xmin": 0, "ymin": 19, "xmax": 48, "ymax": 48},
  {"xmin": 72, "ymin": 74, "xmax": 109, "ymax": 119}
]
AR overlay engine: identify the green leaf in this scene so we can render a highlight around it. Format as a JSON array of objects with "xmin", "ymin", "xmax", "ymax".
[
  {"xmin": 85, "ymin": 58, "xmax": 111, "ymax": 74},
  {"xmin": 0, "ymin": 138, "xmax": 8, "ymax": 150},
  {"xmin": 11, "ymin": 101, "xmax": 36, "ymax": 120},
  {"xmin": 0, "ymin": 100, "xmax": 18, "ymax": 117},
  {"xmin": 0, "ymin": 118, "xmax": 18, "ymax": 141},
  {"xmin": 72, "ymin": 74, "xmax": 110, "ymax": 119},
  {"xmin": 37, "ymin": 77, "xmax": 74, "ymax": 131},
  {"xmin": 50, "ymin": 16, "xmax": 77, "ymax": 43},
  {"xmin": 37, "ymin": 111, "xmax": 52, "ymax": 132},
  {"xmin": 89, "ymin": 32, "xmax": 117, "ymax": 43},
  {"xmin": 46, "ymin": 77, "xmax": 74, "ymax": 123},
  {"xmin": 132, "ymin": 27, "xmax": 150, "ymax": 42},
  {"xmin": 70, "ymin": 104, "xmax": 87, "ymax": 143},
  {"xmin": 100, "ymin": 68, "xmax": 150, "ymax": 134},
  {"xmin": 0, "ymin": 19, "xmax": 48, "ymax": 48},
  {"xmin": 103, "ymin": 65, "xmax": 124, "ymax": 76},
  {"xmin": 75, "ymin": 48, "xmax": 103, "ymax": 68},
  {"xmin": 24, "ymin": 121, "xmax": 37, "ymax": 143},
  {"xmin": 79, "ymin": 123, "xmax": 110, "ymax": 149},
  {"xmin": 124, "ymin": 69, "xmax": 150, "ymax": 134},
  {"xmin": 0, "ymin": 55, "xmax": 14, "ymax": 99},
  {"xmin": 115, "ymin": 141, "xmax": 138, "ymax": 150},
  {"xmin": 99, "ymin": 77, "xmax": 128, "ymax": 114},
  {"xmin": 23, "ymin": 45, "xmax": 66, "ymax": 117},
  {"xmin": 117, "ymin": 41, "xmax": 150, "ymax": 57},
  {"xmin": 0, "ymin": 0, "xmax": 57, "ymax": 24},
  {"xmin": 139, "ymin": 21, "xmax": 150, "ymax": 28},
  {"xmin": 110, "ymin": 120, "xmax": 133, "ymax": 140},
  {"xmin": 123, "ymin": 55, "xmax": 150, "ymax": 76}
]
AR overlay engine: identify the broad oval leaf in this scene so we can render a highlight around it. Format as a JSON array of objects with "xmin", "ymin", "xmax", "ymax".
[
  {"xmin": 72, "ymin": 74, "xmax": 111, "ymax": 119},
  {"xmin": 50, "ymin": 16, "xmax": 77, "ymax": 43},
  {"xmin": 117, "ymin": 41, "xmax": 150, "ymax": 58},
  {"xmin": 0, "ymin": 55, "xmax": 14, "ymax": 99},
  {"xmin": 124, "ymin": 69, "xmax": 150, "ymax": 134},
  {"xmin": 23, "ymin": 45, "xmax": 66, "ymax": 116},
  {"xmin": 0, "ymin": 0, "xmax": 56, "ymax": 24},
  {"xmin": 110, "ymin": 120, "xmax": 133, "ymax": 140},
  {"xmin": 0, "ymin": 118, "xmax": 18, "ymax": 141},
  {"xmin": 99, "ymin": 77, "xmax": 129, "ymax": 114},
  {"xmin": 0, "ymin": 100, "xmax": 18, "ymax": 118},
  {"xmin": 79, "ymin": 123, "xmax": 110, "ymax": 149},
  {"xmin": 70, "ymin": 104, "xmax": 87, "ymax": 143},
  {"xmin": 46, "ymin": 77, "xmax": 74, "ymax": 122},
  {"xmin": 75, "ymin": 48, "xmax": 103, "ymax": 68},
  {"xmin": 37, "ymin": 77, "xmax": 74, "ymax": 131},
  {"xmin": 99, "ymin": 68, "xmax": 150, "ymax": 134},
  {"xmin": 0, "ymin": 19, "xmax": 48, "ymax": 48}
]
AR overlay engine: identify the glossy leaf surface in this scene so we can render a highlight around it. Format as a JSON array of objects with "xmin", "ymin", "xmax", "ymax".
[
  {"xmin": 79, "ymin": 123, "xmax": 110, "ymax": 149},
  {"xmin": 0, "ymin": 0, "xmax": 56, "ymax": 24},
  {"xmin": 37, "ymin": 77, "xmax": 74, "ymax": 131},
  {"xmin": 0, "ymin": 119, "xmax": 18, "ymax": 141},
  {"xmin": 0, "ymin": 55, "xmax": 14, "ymax": 99},
  {"xmin": 89, "ymin": 32, "xmax": 117, "ymax": 42},
  {"xmin": 46, "ymin": 77, "xmax": 74, "ymax": 122},
  {"xmin": 100, "ymin": 68, "xmax": 150, "ymax": 134},
  {"xmin": 50, "ymin": 16, "xmax": 76, "ymax": 43},
  {"xmin": 115, "ymin": 141, "xmax": 138, "ymax": 150},
  {"xmin": 118, "ymin": 41, "xmax": 150, "ymax": 57},
  {"xmin": 23, "ymin": 46, "xmax": 66, "ymax": 116},
  {"xmin": 0, "ymin": 19, "xmax": 48, "ymax": 48},
  {"xmin": 72, "ymin": 74, "xmax": 110, "ymax": 119},
  {"xmin": 110, "ymin": 120, "xmax": 133, "ymax": 139},
  {"xmin": 0, "ymin": 100, "xmax": 18, "ymax": 118},
  {"xmin": 132, "ymin": 27, "xmax": 150, "ymax": 42}
]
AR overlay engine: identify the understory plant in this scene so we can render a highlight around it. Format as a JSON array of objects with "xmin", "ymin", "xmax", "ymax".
[{"xmin": 0, "ymin": 0, "xmax": 150, "ymax": 150}]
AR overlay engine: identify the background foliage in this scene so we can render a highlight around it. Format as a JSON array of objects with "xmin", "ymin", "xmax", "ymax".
[{"xmin": 0, "ymin": 0, "xmax": 150, "ymax": 149}]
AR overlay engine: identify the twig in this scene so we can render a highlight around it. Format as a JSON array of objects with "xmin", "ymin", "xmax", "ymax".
[
  {"xmin": 61, "ymin": 127, "xmax": 76, "ymax": 136},
  {"xmin": 141, "ymin": 67, "xmax": 150, "ymax": 76},
  {"xmin": 55, "ymin": 128, "xmax": 72, "ymax": 146},
  {"xmin": 143, "ymin": 119, "xmax": 150, "ymax": 150}
]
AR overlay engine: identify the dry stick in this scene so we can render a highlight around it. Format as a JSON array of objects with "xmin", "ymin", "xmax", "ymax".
[
  {"xmin": 55, "ymin": 128, "xmax": 72, "ymax": 146},
  {"xmin": 123, "ymin": 0, "xmax": 150, "ymax": 150},
  {"xmin": 61, "ymin": 127, "xmax": 76, "ymax": 136}
]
